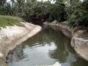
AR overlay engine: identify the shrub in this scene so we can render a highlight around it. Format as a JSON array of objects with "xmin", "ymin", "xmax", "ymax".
[
  {"xmin": 68, "ymin": 1, "xmax": 88, "ymax": 30},
  {"xmin": 49, "ymin": 2, "xmax": 66, "ymax": 22}
]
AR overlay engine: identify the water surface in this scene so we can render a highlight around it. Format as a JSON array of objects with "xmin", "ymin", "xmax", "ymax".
[{"xmin": 7, "ymin": 27, "xmax": 88, "ymax": 66}]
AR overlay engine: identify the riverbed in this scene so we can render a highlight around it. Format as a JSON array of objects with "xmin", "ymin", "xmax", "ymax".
[{"xmin": 7, "ymin": 27, "xmax": 88, "ymax": 66}]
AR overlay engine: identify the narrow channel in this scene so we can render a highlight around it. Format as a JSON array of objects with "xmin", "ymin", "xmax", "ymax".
[{"xmin": 7, "ymin": 27, "xmax": 88, "ymax": 66}]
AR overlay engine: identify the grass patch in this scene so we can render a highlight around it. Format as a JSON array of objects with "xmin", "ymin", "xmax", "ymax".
[{"xmin": 0, "ymin": 15, "xmax": 24, "ymax": 28}]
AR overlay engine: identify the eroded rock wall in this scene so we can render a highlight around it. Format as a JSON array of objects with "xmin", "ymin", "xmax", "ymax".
[
  {"xmin": 44, "ymin": 21, "xmax": 72, "ymax": 38},
  {"xmin": 71, "ymin": 30, "xmax": 88, "ymax": 61}
]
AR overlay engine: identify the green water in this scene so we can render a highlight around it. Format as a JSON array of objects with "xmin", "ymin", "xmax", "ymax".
[{"xmin": 7, "ymin": 27, "xmax": 88, "ymax": 66}]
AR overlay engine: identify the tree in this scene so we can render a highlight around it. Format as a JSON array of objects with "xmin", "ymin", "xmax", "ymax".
[
  {"xmin": 11, "ymin": 0, "xmax": 15, "ymax": 7},
  {"xmin": 0, "ymin": 0, "xmax": 66, "ymax": 24},
  {"xmin": 0, "ymin": 0, "xmax": 6, "ymax": 6},
  {"xmin": 49, "ymin": 2, "xmax": 66, "ymax": 22},
  {"xmin": 56, "ymin": 0, "xmax": 64, "ymax": 3},
  {"xmin": 68, "ymin": 0, "xmax": 88, "ymax": 30},
  {"xmin": 27, "ymin": 0, "xmax": 36, "ymax": 3}
]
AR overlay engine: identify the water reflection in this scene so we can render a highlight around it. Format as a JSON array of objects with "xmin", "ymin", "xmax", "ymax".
[{"xmin": 7, "ymin": 27, "xmax": 88, "ymax": 66}]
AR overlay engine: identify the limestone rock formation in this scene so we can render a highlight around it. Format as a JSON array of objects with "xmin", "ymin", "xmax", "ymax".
[
  {"xmin": 71, "ymin": 30, "xmax": 88, "ymax": 61},
  {"xmin": 0, "ymin": 22, "xmax": 42, "ymax": 66}
]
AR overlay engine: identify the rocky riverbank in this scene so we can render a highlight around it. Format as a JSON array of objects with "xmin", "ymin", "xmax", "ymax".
[
  {"xmin": 0, "ymin": 22, "xmax": 42, "ymax": 66},
  {"xmin": 71, "ymin": 30, "xmax": 88, "ymax": 61},
  {"xmin": 44, "ymin": 21, "xmax": 88, "ymax": 61},
  {"xmin": 44, "ymin": 21, "xmax": 72, "ymax": 38}
]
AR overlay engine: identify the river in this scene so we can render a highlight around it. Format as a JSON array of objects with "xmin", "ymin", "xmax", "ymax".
[{"xmin": 7, "ymin": 27, "xmax": 88, "ymax": 66}]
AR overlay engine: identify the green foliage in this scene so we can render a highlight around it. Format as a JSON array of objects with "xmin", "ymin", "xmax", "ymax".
[
  {"xmin": 56, "ymin": 0, "xmax": 64, "ymax": 3},
  {"xmin": 0, "ymin": 6, "xmax": 6, "ymax": 15},
  {"xmin": 0, "ymin": 3, "xmax": 13, "ymax": 15},
  {"xmin": 0, "ymin": 0, "xmax": 87, "ymax": 30},
  {"xmin": 68, "ymin": 1, "xmax": 88, "ymax": 29},
  {"xmin": 0, "ymin": 0, "xmax": 66, "ymax": 24},
  {"xmin": 23, "ymin": 1, "xmax": 66, "ymax": 24},
  {"xmin": 0, "ymin": 0, "xmax": 6, "ymax": 6},
  {"xmin": 49, "ymin": 3, "xmax": 66, "ymax": 22}
]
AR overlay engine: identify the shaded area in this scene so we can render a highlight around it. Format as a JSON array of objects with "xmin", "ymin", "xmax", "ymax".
[{"xmin": 7, "ymin": 27, "xmax": 88, "ymax": 66}]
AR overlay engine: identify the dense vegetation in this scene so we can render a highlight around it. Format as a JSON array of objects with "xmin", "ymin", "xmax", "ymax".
[
  {"xmin": 68, "ymin": 0, "xmax": 88, "ymax": 29},
  {"xmin": 0, "ymin": 0, "xmax": 88, "ymax": 30},
  {"xmin": 0, "ymin": 0, "xmax": 67, "ymax": 24}
]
